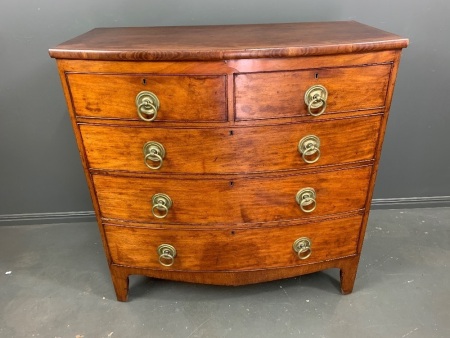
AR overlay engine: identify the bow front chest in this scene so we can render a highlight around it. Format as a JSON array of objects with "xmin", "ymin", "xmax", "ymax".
[{"xmin": 49, "ymin": 21, "xmax": 408, "ymax": 301}]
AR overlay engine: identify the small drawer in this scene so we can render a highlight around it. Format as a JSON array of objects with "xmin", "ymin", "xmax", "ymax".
[
  {"xmin": 81, "ymin": 115, "xmax": 381, "ymax": 174},
  {"xmin": 104, "ymin": 214, "xmax": 362, "ymax": 271},
  {"xmin": 93, "ymin": 165, "xmax": 371, "ymax": 224},
  {"xmin": 67, "ymin": 73, "xmax": 227, "ymax": 122},
  {"xmin": 235, "ymin": 64, "xmax": 391, "ymax": 120}
]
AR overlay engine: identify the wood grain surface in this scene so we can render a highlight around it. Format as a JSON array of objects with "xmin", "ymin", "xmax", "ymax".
[
  {"xmin": 104, "ymin": 214, "xmax": 362, "ymax": 271},
  {"xmin": 67, "ymin": 73, "xmax": 227, "ymax": 121},
  {"xmin": 93, "ymin": 166, "xmax": 371, "ymax": 224},
  {"xmin": 81, "ymin": 114, "xmax": 381, "ymax": 174},
  {"xmin": 50, "ymin": 22, "xmax": 408, "ymax": 300},
  {"xmin": 49, "ymin": 21, "xmax": 408, "ymax": 61},
  {"xmin": 235, "ymin": 64, "xmax": 391, "ymax": 120}
]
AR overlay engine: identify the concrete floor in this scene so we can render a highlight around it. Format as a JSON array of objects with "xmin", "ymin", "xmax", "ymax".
[{"xmin": 0, "ymin": 208, "xmax": 449, "ymax": 338}]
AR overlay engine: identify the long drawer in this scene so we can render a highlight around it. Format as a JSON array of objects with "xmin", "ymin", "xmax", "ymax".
[
  {"xmin": 81, "ymin": 115, "xmax": 381, "ymax": 174},
  {"xmin": 67, "ymin": 73, "xmax": 227, "ymax": 121},
  {"xmin": 104, "ymin": 214, "xmax": 362, "ymax": 271},
  {"xmin": 93, "ymin": 165, "xmax": 371, "ymax": 224},
  {"xmin": 235, "ymin": 64, "xmax": 391, "ymax": 120}
]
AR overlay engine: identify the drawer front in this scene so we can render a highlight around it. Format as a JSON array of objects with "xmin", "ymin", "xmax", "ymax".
[
  {"xmin": 93, "ymin": 166, "xmax": 371, "ymax": 224},
  {"xmin": 104, "ymin": 215, "xmax": 362, "ymax": 270},
  {"xmin": 235, "ymin": 64, "xmax": 391, "ymax": 120},
  {"xmin": 67, "ymin": 73, "xmax": 227, "ymax": 121},
  {"xmin": 81, "ymin": 115, "xmax": 381, "ymax": 174}
]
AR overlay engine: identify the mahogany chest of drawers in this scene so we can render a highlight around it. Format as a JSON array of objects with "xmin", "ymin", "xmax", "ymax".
[{"xmin": 49, "ymin": 21, "xmax": 408, "ymax": 301}]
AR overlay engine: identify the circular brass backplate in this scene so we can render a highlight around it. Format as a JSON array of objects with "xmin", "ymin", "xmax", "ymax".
[
  {"xmin": 152, "ymin": 193, "xmax": 173, "ymax": 210},
  {"xmin": 143, "ymin": 141, "xmax": 166, "ymax": 159},
  {"xmin": 135, "ymin": 91, "xmax": 160, "ymax": 109},
  {"xmin": 298, "ymin": 135, "xmax": 320, "ymax": 154},
  {"xmin": 304, "ymin": 85, "xmax": 328, "ymax": 109},
  {"xmin": 157, "ymin": 244, "xmax": 177, "ymax": 257},
  {"xmin": 295, "ymin": 188, "xmax": 316, "ymax": 205}
]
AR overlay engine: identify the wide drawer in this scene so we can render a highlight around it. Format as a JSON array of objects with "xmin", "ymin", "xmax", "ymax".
[
  {"xmin": 235, "ymin": 64, "xmax": 391, "ymax": 120},
  {"xmin": 104, "ymin": 214, "xmax": 362, "ymax": 271},
  {"xmin": 93, "ymin": 166, "xmax": 371, "ymax": 224},
  {"xmin": 81, "ymin": 115, "xmax": 381, "ymax": 174},
  {"xmin": 67, "ymin": 73, "xmax": 227, "ymax": 121}
]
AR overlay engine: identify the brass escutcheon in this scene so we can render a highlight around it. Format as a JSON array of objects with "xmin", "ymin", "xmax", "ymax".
[
  {"xmin": 298, "ymin": 135, "xmax": 321, "ymax": 164},
  {"xmin": 157, "ymin": 244, "xmax": 177, "ymax": 267},
  {"xmin": 151, "ymin": 193, "xmax": 172, "ymax": 219},
  {"xmin": 143, "ymin": 141, "xmax": 166, "ymax": 170},
  {"xmin": 292, "ymin": 237, "xmax": 312, "ymax": 259},
  {"xmin": 296, "ymin": 188, "xmax": 317, "ymax": 213},
  {"xmin": 304, "ymin": 85, "xmax": 328, "ymax": 116},
  {"xmin": 136, "ymin": 91, "xmax": 160, "ymax": 121}
]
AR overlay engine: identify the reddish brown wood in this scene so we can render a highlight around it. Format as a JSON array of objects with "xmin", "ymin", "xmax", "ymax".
[
  {"xmin": 228, "ymin": 50, "xmax": 398, "ymax": 73},
  {"xmin": 54, "ymin": 61, "xmax": 113, "ymax": 267},
  {"xmin": 108, "ymin": 255, "xmax": 360, "ymax": 300},
  {"xmin": 93, "ymin": 166, "xmax": 371, "ymax": 224},
  {"xmin": 49, "ymin": 21, "xmax": 408, "ymax": 61},
  {"xmin": 340, "ymin": 255, "xmax": 360, "ymax": 294},
  {"xmin": 67, "ymin": 73, "xmax": 227, "ymax": 121},
  {"xmin": 235, "ymin": 64, "xmax": 391, "ymax": 121},
  {"xmin": 104, "ymin": 215, "xmax": 361, "ymax": 270},
  {"xmin": 357, "ymin": 50, "xmax": 404, "ymax": 254},
  {"xmin": 110, "ymin": 265, "xmax": 129, "ymax": 302},
  {"xmin": 50, "ymin": 22, "xmax": 407, "ymax": 301},
  {"xmin": 80, "ymin": 115, "xmax": 381, "ymax": 174}
]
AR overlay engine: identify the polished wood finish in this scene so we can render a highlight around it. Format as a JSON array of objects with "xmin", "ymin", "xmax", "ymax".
[
  {"xmin": 110, "ymin": 254, "xmax": 361, "ymax": 301},
  {"xmin": 81, "ymin": 115, "xmax": 381, "ymax": 174},
  {"xmin": 94, "ymin": 166, "xmax": 371, "ymax": 224},
  {"xmin": 50, "ymin": 22, "xmax": 407, "ymax": 301},
  {"xmin": 68, "ymin": 73, "xmax": 227, "ymax": 121},
  {"xmin": 235, "ymin": 64, "xmax": 391, "ymax": 120},
  {"xmin": 104, "ymin": 215, "xmax": 362, "ymax": 270},
  {"xmin": 49, "ymin": 21, "xmax": 408, "ymax": 61}
]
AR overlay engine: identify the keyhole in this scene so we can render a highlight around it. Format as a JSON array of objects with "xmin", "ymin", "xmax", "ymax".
[
  {"xmin": 142, "ymin": 78, "xmax": 147, "ymax": 85},
  {"xmin": 229, "ymin": 130, "xmax": 234, "ymax": 136},
  {"xmin": 315, "ymin": 73, "xmax": 319, "ymax": 79}
]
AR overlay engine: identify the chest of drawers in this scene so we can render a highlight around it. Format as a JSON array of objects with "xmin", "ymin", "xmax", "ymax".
[{"xmin": 49, "ymin": 21, "xmax": 408, "ymax": 301}]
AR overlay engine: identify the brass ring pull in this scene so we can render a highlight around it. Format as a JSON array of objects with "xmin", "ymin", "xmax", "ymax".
[
  {"xmin": 293, "ymin": 237, "xmax": 312, "ymax": 260},
  {"xmin": 157, "ymin": 244, "xmax": 177, "ymax": 267},
  {"xmin": 151, "ymin": 193, "xmax": 172, "ymax": 219},
  {"xmin": 136, "ymin": 91, "xmax": 160, "ymax": 121},
  {"xmin": 298, "ymin": 135, "xmax": 321, "ymax": 164},
  {"xmin": 304, "ymin": 85, "xmax": 328, "ymax": 116},
  {"xmin": 143, "ymin": 141, "xmax": 166, "ymax": 170},
  {"xmin": 152, "ymin": 203, "xmax": 168, "ymax": 219},
  {"xmin": 138, "ymin": 101, "xmax": 157, "ymax": 121},
  {"xmin": 296, "ymin": 188, "xmax": 317, "ymax": 213},
  {"xmin": 307, "ymin": 97, "xmax": 327, "ymax": 116},
  {"xmin": 145, "ymin": 152, "xmax": 163, "ymax": 170}
]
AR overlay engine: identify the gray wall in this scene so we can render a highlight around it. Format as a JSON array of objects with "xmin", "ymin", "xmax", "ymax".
[{"xmin": 1, "ymin": 0, "xmax": 449, "ymax": 223}]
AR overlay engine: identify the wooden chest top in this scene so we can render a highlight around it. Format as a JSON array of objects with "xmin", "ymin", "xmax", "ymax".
[{"xmin": 49, "ymin": 21, "xmax": 408, "ymax": 61}]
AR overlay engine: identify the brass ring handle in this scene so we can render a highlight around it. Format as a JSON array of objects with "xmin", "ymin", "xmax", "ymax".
[
  {"xmin": 157, "ymin": 244, "xmax": 177, "ymax": 267},
  {"xmin": 293, "ymin": 237, "xmax": 312, "ymax": 260},
  {"xmin": 136, "ymin": 91, "xmax": 160, "ymax": 121},
  {"xmin": 138, "ymin": 101, "xmax": 157, "ymax": 121},
  {"xmin": 304, "ymin": 85, "xmax": 328, "ymax": 117},
  {"xmin": 296, "ymin": 188, "xmax": 317, "ymax": 213},
  {"xmin": 152, "ymin": 203, "xmax": 169, "ymax": 219},
  {"xmin": 143, "ymin": 141, "xmax": 166, "ymax": 170},
  {"xmin": 151, "ymin": 193, "xmax": 172, "ymax": 219},
  {"xmin": 307, "ymin": 97, "xmax": 327, "ymax": 116},
  {"xmin": 145, "ymin": 152, "xmax": 163, "ymax": 170},
  {"xmin": 298, "ymin": 135, "xmax": 321, "ymax": 164},
  {"xmin": 303, "ymin": 147, "xmax": 321, "ymax": 163}
]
